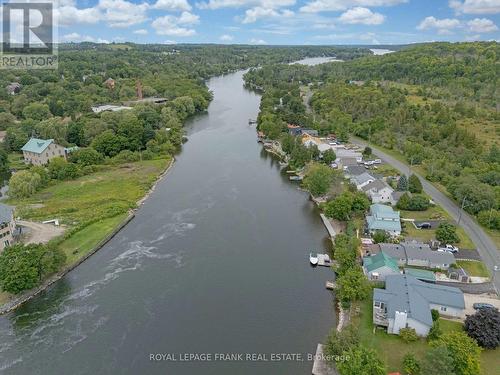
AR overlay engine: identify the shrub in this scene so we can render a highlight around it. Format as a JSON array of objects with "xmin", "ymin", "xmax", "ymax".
[
  {"xmin": 436, "ymin": 222, "xmax": 459, "ymax": 244},
  {"xmin": 403, "ymin": 352, "xmax": 421, "ymax": 375},
  {"xmin": 324, "ymin": 325, "xmax": 359, "ymax": 359},
  {"xmin": 8, "ymin": 170, "xmax": 42, "ymax": 198},
  {"xmin": 69, "ymin": 148, "xmax": 103, "ymax": 166},
  {"xmin": 431, "ymin": 309, "xmax": 440, "ymax": 321},
  {"xmin": 372, "ymin": 230, "xmax": 389, "ymax": 244},
  {"xmin": 400, "ymin": 327, "xmax": 418, "ymax": 343},
  {"xmin": 409, "ymin": 174, "xmax": 423, "ymax": 193},
  {"xmin": 428, "ymin": 320, "xmax": 442, "ymax": 341},
  {"xmin": 464, "ymin": 307, "xmax": 500, "ymax": 349},
  {"xmin": 112, "ymin": 150, "xmax": 141, "ymax": 164}
]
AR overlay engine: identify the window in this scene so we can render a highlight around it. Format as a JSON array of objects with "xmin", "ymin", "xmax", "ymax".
[
  {"xmin": 374, "ymin": 301, "xmax": 381, "ymax": 308},
  {"xmin": 440, "ymin": 306, "xmax": 447, "ymax": 312}
]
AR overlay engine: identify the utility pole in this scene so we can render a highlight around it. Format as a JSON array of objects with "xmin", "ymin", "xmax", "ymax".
[{"xmin": 457, "ymin": 195, "xmax": 467, "ymax": 226}]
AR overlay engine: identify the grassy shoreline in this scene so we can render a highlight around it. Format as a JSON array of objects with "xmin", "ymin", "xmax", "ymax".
[{"xmin": 0, "ymin": 157, "xmax": 173, "ymax": 309}]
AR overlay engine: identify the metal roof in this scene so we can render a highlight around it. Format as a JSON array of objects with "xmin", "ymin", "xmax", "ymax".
[
  {"xmin": 363, "ymin": 252, "xmax": 400, "ymax": 273},
  {"xmin": 0, "ymin": 203, "xmax": 13, "ymax": 223},
  {"xmin": 21, "ymin": 138, "xmax": 53, "ymax": 154}
]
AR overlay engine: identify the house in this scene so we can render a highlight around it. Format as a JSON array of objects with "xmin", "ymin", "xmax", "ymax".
[
  {"xmin": 104, "ymin": 77, "xmax": 115, "ymax": 89},
  {"xmin": 363, "ymin": 252, "xmax": 400, "ymax": 281},
  {"xmin": 333, "ymin": 146, "xmax": 363, "ymax": 162},
  {"xmin": 344, "ymin": 165, "xmax": 366, "ymax": 178},
  {"xmin": 287, "ymin": 124, "xmax": 302, "ymax": 136},
  {"xmin": 366, "ymin": 204, "xmax": 401, "ymax": 236},
  {"xmin": 362, "ymin": 180, "xmax": 396, "ymax": 204},
  {"xmin": 21, "ymin": 138, "xmax": 72, "ymax": 166},
  {"xmin": 373, "ymin": 274, "xmax": 465, "ymax": 336},
  {"xmin": 6, "ymin": 82, "xmax": 21, "ymax": 95},
  {"xmin": 351, "ymin": 172, "xmax": 376, "ymax": 189},
  {"xmin": 91, "ymin": 105, "xmax": 132, "ymax": 113},
  {"xmin": 0, "ymin": 203, "xmax": 15, "ymax": 251},
  {"xmin": 380, "ymin": 242, "xmax": 455, "ymax": 270},
  {"xmin": 338, "ymin": 157, "xmax": 360, "ymax": 169},
  {"xmin": 301, "ymin": 129, "xmax": 319, "ymax": 137}
]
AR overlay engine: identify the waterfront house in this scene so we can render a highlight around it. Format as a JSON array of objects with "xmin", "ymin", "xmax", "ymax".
[
  {"xmin": 351, "ymin": 172, "xmax": 376, "ymax": 189},
  {"xmin": 366, "ymin": 204, "xmax": 401, "ymax": 236},
  {"xmin": 380, "ymin": 242, "xmax": 454, "ymax": 270},
  {"xmin": 21, "ymin": 138, "xmax": 72, "ymax": 166},
  {"xmin": 287, "ymin": 124, "xmax": 302, "ymax": 136},
  {"xmin": 373, "ymin": 274, "xmax": 464, "ymax": 336},
  {"xmin": 0, "ymin": 203, "xmax": 15, "ymax": 251},
  {"xmin": 363, "ymin": 252, "xmax": 400, "ymax": 281},
  {"xmin": 361, "ymin": 179, "xmax": 395, "ymax": 204}
]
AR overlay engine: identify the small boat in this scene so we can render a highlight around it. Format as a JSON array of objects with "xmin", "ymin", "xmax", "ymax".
[
  {"xmin": 289, "ymin": 176, "xmax": 302, "ymax": 181},
  {"xmin": 309, "ymin": 253, "xmax": 319, "ymax": 266}
]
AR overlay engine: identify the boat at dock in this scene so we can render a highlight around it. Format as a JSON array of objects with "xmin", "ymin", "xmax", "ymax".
[
  {"xmin": 289, "ymin": 176, "xmax": 303, "ymax": 181},
  {"xmin": 309, "ymin": 253, "xmax": 319, "ymax": 266}
]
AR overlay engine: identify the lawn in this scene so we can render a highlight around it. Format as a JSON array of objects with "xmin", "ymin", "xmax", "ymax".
[
  {"xmin": 354, "ymin": 298, "xmax": 500, "ymax": 375},
  {"xmin": 456, "ymin": 260, "xmax": 490, "ymax": 278},
  {"xmin": 58, "ymin": 213, "xmax": 129, "ymax": 265},
  {"xmin": 8, "ymin": 158, "xmax": 171, "ymax": 225}
]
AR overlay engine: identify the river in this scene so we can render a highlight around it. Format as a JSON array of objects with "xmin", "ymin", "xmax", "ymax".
[{"xmin": 0, "ymin": 60, "xmax": 335, "ymax": 375}]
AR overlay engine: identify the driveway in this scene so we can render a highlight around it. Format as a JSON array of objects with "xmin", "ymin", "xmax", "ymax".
[
  {"xmin": 455, "ymin": 249, "xmax": 482, "ymax": 261},
  {"xmin": 351, "ymin": 137, "xmax": 500, "ymax": 295},
  {"xmin": 413, "ymin": 220, "xmax": 444, "ymax": 229},
  {"xmin": 16, "ymin": 220, "xmax": 65, "ymax": 244},
  {"xmin": 436, "ymin": 281, "xmax": 496, "ymax": 294},
  {"xmin": 463, "ymin": 293, "xmax": 500, "ymax": 316}
]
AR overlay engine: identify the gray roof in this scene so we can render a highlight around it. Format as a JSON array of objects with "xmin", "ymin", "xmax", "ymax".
[
  {"xmin": 362, "ymin": 179, "xmax": 393, "ymax": 193},
  {"xmin": 0, "ymin": 203, "xmax": 13, "ymax": 223},
  {"xmin": 352, "ymin": 172, "xmax": 375, "ymax": 186},
  {"xmin": 391, "ymin": 191, "xmax": 405, "ymax": 202},
  {"xmin": 380, "ymin": 242, "xmax": 455, "ymax": 265},
  {"xmin": 374, "ymin": 274, "xmax": 464, "ymax": 327},
  {"xmin": 345, "ymin": 165, "xmax": 366, "ymax": 176}
]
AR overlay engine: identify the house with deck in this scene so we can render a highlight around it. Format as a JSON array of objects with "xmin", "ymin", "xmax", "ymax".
[
  {"xmin": 373, "ymin": 274, "xmax": 464, "ymax": 336},
  {"xmin": 361, "ymin": 179, "xmax": 395, "ymax": 204},
  {"xmin": 366, "ymin": 204, "xmax": 401, "ymax": 236},
  {"xmin": 21, "ymin": 138, "xmax": 73, "ymax": 166}
]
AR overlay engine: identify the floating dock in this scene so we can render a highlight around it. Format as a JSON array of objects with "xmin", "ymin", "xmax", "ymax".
[
  {"xmin": 317, "ymin": 253, "xmax": 331, "ymax": 267},
  {"xmin": 312, "ymin": 344, "xmax": 337, "ymax": 375},
  {"xmin": 325, "ymin": 281, "xmax": 336, "ymax": 290}
]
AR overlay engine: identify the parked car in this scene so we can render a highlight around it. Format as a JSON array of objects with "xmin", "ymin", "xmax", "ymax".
[
  {"xmin": 473, "ymin": 303, "xmax": 495, "ymax": 310},
  {"xmin": 417, "ymin": 222, "xmax": 432, "ymax": 229},
  {"xmin": 437, "ymin": 247, "xmax": 458, "ymax": 254},
  {"xmin": 445, "ymin": 244, "xmax": 459, "ymax": 252},
  {"xmin": 373, "ymin": 159, "xmax": 382, "ymax": 164}
]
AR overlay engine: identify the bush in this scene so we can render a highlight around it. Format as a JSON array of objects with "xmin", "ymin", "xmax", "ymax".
[
  {"xmin": 403, "ymin": 352, "xmax": 421, "ymax": 375},
  {"xmin": 400, "ymin": 327, "xmax": 418, "ymax": 343},
  {"xmin": 464, "ymin": 307, "xmax": 500, "ymax": 349},
  {"xmin": 428, "ymin": 320, "xmax": 442, "ymax": 341},
  {"xmin": 69, "ymin": 148, "xmax": 103, "ymax": 166},
  {"xmin": 372, "ymin": 230, "xmax": 389, "ymax": 244},
  {"xmin": 409, "ymin": 174, "xmax": 423, "ymax": 193},
  {"xmin": 325, "ymin": 325, "xmax": 359, "ymax": 358},
  {"xmin": 112, "ymin": 150, "xmax": 141, "ymax": 164},
  {"xmin": 436, "ymin": 222, "xmax": 459, "ymax": 244},
  {"xmin": 431, "ymin": 309, "xmax": 440, "ymax": 321},
  {"xmin": 48, "ymin": 158, "xmax": 80, "ymax": 180}
]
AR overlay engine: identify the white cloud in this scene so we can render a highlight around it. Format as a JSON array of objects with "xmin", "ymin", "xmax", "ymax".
[
  {"xmin": 300, "ymin": 0, "xmax": 406, "ymax": 13},
  {"xmin": 417, "ymin": 16, "xmax": 461, "ymax": 34},
  {"xmin": 449, "ymin": 0, "xmax": 500, "ymax": 15},
  {"xmin": 133, "ymin": 29, "xmax": 149, "ymax": 35},
  {"xmin": 152, "ymin": 12, "xmax": 199, "ymax": 36},
  {"xmin": 338, "ymin": 7, "xmax": 385, "ymax": 25},
  {"xmin": 197, "ymin": 0, "xmax": 295, "ymax": 10},
  {"xmin": 55, "ymin": 4, "xmax": 101, "ymax": 26},
  {"xmin": 153, "ymin": 0, "xmax": 192, "ymax": 11},
  {"xmin": 220, "ymin": 34, "xmax": 234, "ymax": 41},
  {"xmin": 249, "ymin": 37, "xmax": 268, "ymax": 44},
  {"xmin": 62, "ymin": 33, "xmax": 110, "ymax": 43},
  {"xmin": 242, "ymin": 6, "xmax": 293, "ymax": 23},
  {"xmin": 98, "ymin": 0, "xmax": 150, "ymax": 28},
  {"xmin": 467, "ymin": 17, "xmax": 498, "ymax": 32},
  {"xmin": 163, "ymin": 40, "xmax": 178, "ymax": 44}
]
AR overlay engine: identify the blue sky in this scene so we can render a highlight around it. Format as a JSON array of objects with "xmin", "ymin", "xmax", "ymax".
[{"xmin": 52, "ymin": 0, "xmax": 500, "ymax": 44}]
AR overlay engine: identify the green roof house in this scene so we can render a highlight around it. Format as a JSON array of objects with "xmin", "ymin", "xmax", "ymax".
[
  {"xmin": 366, "ymin": 204, "xmax": 401, "ymax": 236},
  {"xmin": 363, "ymin": 252, "xmax": 400, "ymax": 281},
  {"xmin": 21, "ymin": 138, "xmax": 71, "ymax": 166}
]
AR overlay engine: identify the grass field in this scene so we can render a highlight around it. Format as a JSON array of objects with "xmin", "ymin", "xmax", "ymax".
[
  {"xmin": 9, "ymin": 158, "xmax": 170, "ymax": 225},
  {"xmin": 456, "ymin": 260, "xmax": 490, "ymax": 277},
  {"xmin": 354, "ymin": 298, "xmax": 500, "ymax": 375}
]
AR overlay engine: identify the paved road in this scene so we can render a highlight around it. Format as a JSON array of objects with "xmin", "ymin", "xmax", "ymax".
[{"xmin": 351, "ymin": 137, "xmax": 500, "ymax": 294}]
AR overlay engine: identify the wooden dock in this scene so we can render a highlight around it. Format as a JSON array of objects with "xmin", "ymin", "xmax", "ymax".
[
  {"xmin": 312, "ymin": 344, "xmax": 337, "ymax": 375},
  {"xmin": 317, "ymin": 253, "xmax": 332, "ymax": 267},
  {"xmin": 320, "ymin": 214, "xmax": 336, "ymax": 238},
  {"xmin": 325, "ymin": 281, "xmax": 336, "ymax": 290}
]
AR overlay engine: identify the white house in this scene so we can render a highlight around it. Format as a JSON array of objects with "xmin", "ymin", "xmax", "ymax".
[
  {"xmin": 362, "ymin": 180, "xmax": 395, "ymax": 204},
  {"xmin": 351, "ymin": 172, "xmax": 376, "ymax": 189},
  {"xmin": 373, "ymin": 274, "xmax": 465, "ymax": 336}
]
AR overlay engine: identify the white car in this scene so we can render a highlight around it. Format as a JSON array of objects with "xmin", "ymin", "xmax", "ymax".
[
  {"xmin": 437, "ymin": 246, "xmax": 458, "ymax": 254},
  {"xmin": 445, "ymin": 244, "xmax": 459, "ymax": 252},
  {"xmin": 373, "ymin": 159, "xmax": 382, "ymax": 164}
]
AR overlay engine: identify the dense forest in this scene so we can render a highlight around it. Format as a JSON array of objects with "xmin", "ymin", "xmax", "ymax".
[{"xmin": 244, "ymin": 42, "xmax": 500, "ymax": 231}]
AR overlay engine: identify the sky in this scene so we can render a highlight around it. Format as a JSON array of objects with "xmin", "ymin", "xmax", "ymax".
[{"xmin": 23, "ymin": 0, "xmax": 500, "ymax": 45}]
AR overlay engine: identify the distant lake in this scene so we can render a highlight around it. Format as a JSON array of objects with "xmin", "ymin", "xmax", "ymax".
[{"xmin": 370, "ymin": 48, "xmax": 395, "ymax": 55}]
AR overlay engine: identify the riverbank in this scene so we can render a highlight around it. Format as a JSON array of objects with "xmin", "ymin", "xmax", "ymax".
[{"xmin": 0, "ymin": 157, "xmax": 174, "ymax": 314}]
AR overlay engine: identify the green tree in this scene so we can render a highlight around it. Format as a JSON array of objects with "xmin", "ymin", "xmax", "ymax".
[
  {"xmin": 408, "ymin": 174, "xmax": 423, "ymax": 193},
  {"xmin": 325, "ymin": 192, "xmax": 354, "ymax": 221},
  {"xmin": 8, "ymin": 170, "xmax": 42, "ymax": 198},
  {"xmin": 337, "ymin": 345, "xmax": 386, "ymax": 375},
  {"xmin": 402, "ymin": 353, "xmax": 420, "ymax": 375},
  {"xmin": 0, "ymin": 148, "xmax": 11, "ymax": 184},
  {"xmin": 69, "ymin": 148, "xmax": 103, "ymax": 166},
  {"xmin": 478, "ymin": 209, "xmax": 500, "ymax": 230},
  {"xmin": 91, "ymin": 130, "xmax": 127, "ymax": 157},
  {"xmin": 372, "ymin": 230, "xmax": 389, "ymax": 244},
  {"xmin": 421, "ymin": 347, "xmax": 455, "ymax": 375},
  {"xmin": 336, "ymin": 266, "xmax": 370, "ymax": 303},
  {"xmin": 427, "ymin": 320, "xmax": 442, "ymax": 341},
  {"xmin": 432, "ymin": 331, "xmax": 481, "ymax": 375},
  {"xmin": 362, "ymin": 146, "xmax": 372, "ymax": 156},
  {"xmin": 400, "ymin": 327, "xmax": 418, "ymax": 343},
  {"xmin": 325, "ymin": 325, "xmax": 359, "ymax": 358},
  {"xmin": 396, "ymin": 192, "xmax": 411, "ymax": 210},
  {"xmin": 436, "ymin": 223, "xmax": 459, "ymax": 244},
  {"xmin": 351, "ymin": 191, "xmax": 370, "ymax": 213},
  {"xmin": 303, "ymin": 163, "xmax": 333, "ymax": 196},
  {"xmin": 397, "ymin": 175, "xmax": 408, "ymax": 191},
  {"xmin": 22, "ymin": 103, "xmax": 51, "ymax": 121},
  {"xmin": 322, "ymin": 149, "xmax": 336, "ymax": 165}
]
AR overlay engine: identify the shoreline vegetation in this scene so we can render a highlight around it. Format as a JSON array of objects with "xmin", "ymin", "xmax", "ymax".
[{"xmin": 0, "ymin": 157, "xmax": 174, "ymax": 314}]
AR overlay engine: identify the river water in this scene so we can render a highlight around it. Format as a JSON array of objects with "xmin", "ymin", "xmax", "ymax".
[{"xmin": 0, "ymin": 60, "xmax": 334, "ymax": 375}]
